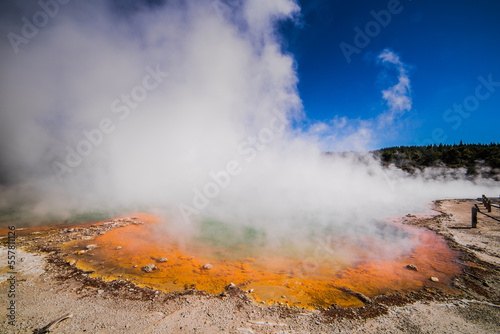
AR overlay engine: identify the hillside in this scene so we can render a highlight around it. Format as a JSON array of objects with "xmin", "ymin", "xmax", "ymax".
[{"xmin": 375, "ymin": 142, "xmax": 500, "ymax": 178}]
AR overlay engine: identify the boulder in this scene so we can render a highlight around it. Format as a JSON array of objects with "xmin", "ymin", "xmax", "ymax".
[
  {"xmin": 141, "ymin": 263, "xmax": 158, "ymax": 273},
  {"xmin": 405, "ymin": 264, "xmax": 418, "ymax": 271}
]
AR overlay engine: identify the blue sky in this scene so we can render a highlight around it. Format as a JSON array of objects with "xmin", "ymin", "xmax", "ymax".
[{"xmin": 282, "ymin": 0, "xmax": 500, "ymax": 149}]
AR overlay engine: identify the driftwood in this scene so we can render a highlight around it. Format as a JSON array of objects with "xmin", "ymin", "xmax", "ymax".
[{"xmin": 33, "ymin": 313, "xmax": 73, "ymax": 334}]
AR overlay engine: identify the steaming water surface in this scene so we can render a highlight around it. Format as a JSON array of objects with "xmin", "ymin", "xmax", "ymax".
[{"xmin": 63, "ymin": 212, "xmax": 461, "ymax": 308}]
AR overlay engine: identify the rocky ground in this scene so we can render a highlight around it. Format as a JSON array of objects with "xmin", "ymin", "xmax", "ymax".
[{"xmin": 1, "ymin": 199, "xmax": 500, "ymax": 333}]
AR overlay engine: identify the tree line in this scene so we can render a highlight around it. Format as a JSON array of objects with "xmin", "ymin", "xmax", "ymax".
[{"xmin": 375, "ymin": 142, "xmax": 500, "ymax": 176}]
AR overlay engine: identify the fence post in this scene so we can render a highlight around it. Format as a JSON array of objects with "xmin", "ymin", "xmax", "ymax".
[
  {"xmin": 487, "ymin": 200, "xmax": 492, "ymax": 213},
  {"xmin": 472, "ymin": 206, "xmax": 478, "ymax": 228}
]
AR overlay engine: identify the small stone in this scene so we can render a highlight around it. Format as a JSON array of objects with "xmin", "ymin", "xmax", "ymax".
[
  {"xmin": 430, "ymin": 276, "xmax": 439, "ymax": 282},
  {"xmin": 68, "ymin": 259, "xmax": 76, "ymax": 266},
  {"xmin": 115, "ymin": 246, "xmax": 122, "ymax": 250},
  {"xmin": 406, "ymin": 264, "xmax": 418, "ymax": 271},
  {"xmin": 247, "ymin": 289, "xmax": 254, "ymax": 293},
  {"xmin": 141, "ymin": 263, "xmax": 158, "ymax": 273},
  {"xmin": 97, "ymin": 290, "xmax": 104, "ymax": 295},
  {"xmin": 157, "ymin": 257, "xmax": 168, "ymax": 263},
  {"xmin": 133, "ymin": 265, "xmax": 138, "ymax": 268},
  {"xmin": 77, "ymin": 250, "xmax": 87, "ymax": 255},
  {"xmin": 86, "ymin": 244, "xmax": 98, "ymax": 250},
  {"xmin": 202, "ymin": 263, "xmax": 213, "ymax": 270},
  {"xmin": 228, "ymin": 282, "xmax": 236, "ymax": 289}
]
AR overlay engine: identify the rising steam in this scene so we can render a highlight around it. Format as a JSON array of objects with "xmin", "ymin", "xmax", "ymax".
[{"xmin": 0, "ymin": 0, "xmax": 497, "ymax": 259}]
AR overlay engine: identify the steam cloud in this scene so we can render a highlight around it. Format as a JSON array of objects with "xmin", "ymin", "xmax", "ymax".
[{"xmin": 0, "ymin": 0, "xmax": 498, "ymax": 258}]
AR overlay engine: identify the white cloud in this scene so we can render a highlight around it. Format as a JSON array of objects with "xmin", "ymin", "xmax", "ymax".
[
  {"xmin": 306, "ymin": 49, "xmax": 412, "ymax": 151},
  {"xmin": 377, "ymin": 48, "xmax": 412, "ymax": 126}
]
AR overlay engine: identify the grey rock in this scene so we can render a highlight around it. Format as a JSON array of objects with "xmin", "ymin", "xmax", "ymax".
[
  {"xmin": 406, "ymin": 264, "xmax": 418, "ymax": 271},
  {"xmin": 141, "ymin": 263, "xmax": 158, "ymax": 273}
]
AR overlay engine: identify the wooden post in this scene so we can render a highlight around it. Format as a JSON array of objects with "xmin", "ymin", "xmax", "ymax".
[
  {"xmin": 472, "ymin": 206, "xmax": 478, "ymax": 228},
  {"xmin": 487, "ymin": 200, "xmax": 492, "ymax": 213}
]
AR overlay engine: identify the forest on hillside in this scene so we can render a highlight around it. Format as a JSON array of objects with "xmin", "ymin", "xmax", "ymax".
[{"xmin": 375, "ymin": 142, "xmax": 500, "ymax": 177}]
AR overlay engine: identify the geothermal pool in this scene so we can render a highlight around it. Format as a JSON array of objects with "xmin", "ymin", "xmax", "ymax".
[{"xmin": 63, "ymin": 213, "xmax": 461, "ymax": 308}]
